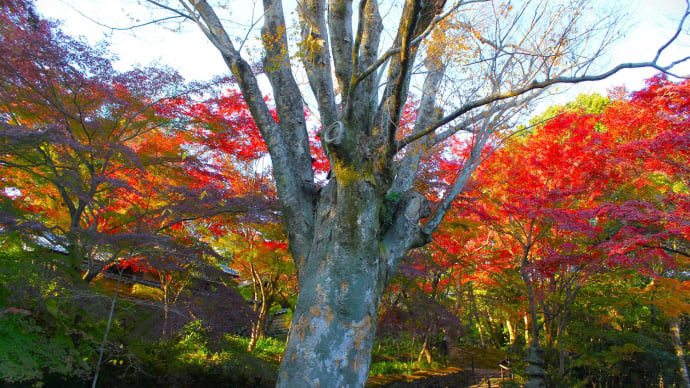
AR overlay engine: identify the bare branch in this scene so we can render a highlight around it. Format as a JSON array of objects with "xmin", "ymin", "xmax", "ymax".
[
  {"xmin": 654, "ymin": 0, "xmax": 690, "ymax": 63},
  {"xmin": 352, "ymin": 0, "xmax": 489, "ymax": 89},
  {"xmin": 421, "ymin": 106, "xmax": 497, "ymax": 235},
  {"xmin": 390, "ymin": 57, "xmax": 445, "ymax": 194},
  {"xmin": 261, "ymin": 0, "xmax": 314, "ymax": 183},
  {"xmin": 237, "ymin": 2, "xmax": 267, "ymax": 53},
  {"xmin": 146, "ymin": 0, "xmax": 193, "ymax": 20},
  {"xmin": 59, "ymin": 0, "xmax": 187, "ymax": 31},
  {"xmin": 297, "ymin": 0, "xmax": 338, "ymax": 128},
  {"xmin": 399, "ymin": 56, "xmax": 690, "ymax": 151},
  {"xmin": 329, "ymin": 0, "xmax": 354, "ymax": 98},
  {"xmin": 343, "ymin": 0, "xmax": 382, "ymax": 124}
]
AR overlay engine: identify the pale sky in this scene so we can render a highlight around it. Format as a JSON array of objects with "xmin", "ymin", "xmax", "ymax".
[{"xmin": 35, "ymin": 0, "xmax": 690, "ymax": 99}]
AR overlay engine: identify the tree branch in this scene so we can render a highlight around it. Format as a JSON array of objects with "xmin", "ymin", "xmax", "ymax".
[
  {"xmin": 328, "ymin": 0, "xmax": 354, "ymax": 99},
  {"xmin": 261, "ymin": 0, "xmax": 314, "ymax": 184},
  {"xmin": 157, "ymin": 0, "xmax": 317, "ymax": 264},
  {"xmin": 399, "ymin": 57, "xmax": 690, "ymax": 151},
  {"xmin": 297, "ymin": 0, "xmax": 338, "ymax": 129},
  {"xmin": 61, "ymin": 0, "xmax": 187, "ymax": 31},
  {"xmin": 352, "ymin": 0, "xmax": 489, "ymax": 90}
]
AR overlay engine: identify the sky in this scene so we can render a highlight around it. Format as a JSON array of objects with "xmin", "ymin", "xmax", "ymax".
[{"xmin": 34, "ymin": 0, "xmax": 690, "ymax": 101}]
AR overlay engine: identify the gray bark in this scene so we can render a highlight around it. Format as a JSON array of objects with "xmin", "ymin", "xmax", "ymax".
[
  {"xmin": 297, "ymin": 0, "xmax": 338, "ymax": 128},
  {"xmin": 328, "ymin": 0, "xmax": 354, "ymax": 99},
  {"xmin": 278, "ymin": 172, "xmax": 429, "ymax": 386}
]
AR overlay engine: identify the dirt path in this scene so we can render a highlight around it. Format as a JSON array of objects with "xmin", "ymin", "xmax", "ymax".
[
  {"xmin": 366, "ymin": 367, "xmax": 471, "ymax": 387},
  {"xmin": 366, "ymin": 346, "xmax": 520, "ymax": 387},
  {"xmin": 366, "ymin": 366, "xmax": 519, "ymax": 387},
  {"xmin": 463, "ymin": 368, "xmax": 510, "ymax": 387}
]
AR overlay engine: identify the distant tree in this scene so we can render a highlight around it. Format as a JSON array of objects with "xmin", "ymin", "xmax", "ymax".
[{"xmin": 216, "ymin": 222, "xmax": 296, "ymax": 351}]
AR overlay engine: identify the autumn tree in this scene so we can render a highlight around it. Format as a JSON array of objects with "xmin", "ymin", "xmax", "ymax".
[
  {"xmin": 174, "ymin": 86, "xmax": 300, "ymax": 350},
  {"xmin": 0, "ymin": 0, "xmax": 176, "ymax": 278},
  {"xmin": 0, "ymin": 1, "xmax": 272, "ymax": 286},
  {"xmin": 445, "ymin": 78, "xmax": 689, "ymax": 384},
  {"xmin": 448, "ymin": 104, "xmax": 616, "ymax": 382},
  {"xmin": 117, "ymin": 0, "xmax": 690, "ymax": 385},
  {"xmin": 591, "ymin": 76, "xmax": 690, "ymax": 387}
]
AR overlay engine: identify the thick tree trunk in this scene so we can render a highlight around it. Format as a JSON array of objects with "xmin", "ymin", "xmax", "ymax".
[
  {"xmin": 671, "ymin": 316, "xmax": 690, "ymax": 388},
  {"xmin": 278, "ymin": 244, "xmax": 384, "ymax": 387},
  {"xmin": 277, "ymin": 180, "xmax": 389, "ymax": 387}
]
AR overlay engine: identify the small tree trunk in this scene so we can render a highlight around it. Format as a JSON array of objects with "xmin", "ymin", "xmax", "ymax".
[
  {"xmin": 247, "ymin": 307, "xmax": 266, "ymax": 351},
  {"xmin": 467, "ymin": 282, "xmax": 476, "ymax": 345},
  {"xmin": 417, "ymin": 334, "xmax": 433, "ymax": 365},
  {"xmin": 247, "ymin": 259, "xmax": 271, "ymax": 352},
  {"xmin": 523, "ymin": 270, "xmax": 546, "ymax": 388},
  {"xmin": 556, "ymin": 314, "xmax": 569, "ymax": 377},
  {"xmin": 476, "ymin": 321, "xmax": 486, "ymax": 348},
  {"xmin": 92, "ymin": 270, "xmax": 121, "ymax": 388},
  {"xmin": 248, "ymin": 295, "xmax": 273, "ymax": 352},
  {"xmin": 160, "ymin": 273, "xmax": 169, "ymax": 336},
  {"xmin": 486, "ymin": 313, "xmax": 505, "ymax": 347},
  {"xmin": 542, "ymin": 315, "xmax": 549, "ymax": 345},
  {"xmin": 163, "ymin": 287, "xmax": 168, "ymax": 336},
  {"xmin": 455, "ymin": 273, "xmax": 463, "ymax": 314},
  {"xmin": 506, "ymin": 319, "xmax": 516, "ymax": 345},
  {"xmin": 671, "ymin": 316, "xmax": 690, "ymax": 388}
]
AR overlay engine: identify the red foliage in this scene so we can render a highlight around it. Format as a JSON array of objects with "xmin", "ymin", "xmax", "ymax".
[{"xmin": 432, "ymin": 75, "xmax": 689, "ymax": 311}]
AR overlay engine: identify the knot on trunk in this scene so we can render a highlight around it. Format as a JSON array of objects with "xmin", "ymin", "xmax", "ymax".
[
  {"xmin": 400, "ymin": 191, "xmax": 431, "ymax": 223},
  {"xmin": 321, "ymin": 121, "xmax": 344, "ymax": 146}
]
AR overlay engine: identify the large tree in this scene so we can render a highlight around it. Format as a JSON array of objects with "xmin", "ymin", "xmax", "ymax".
[{"xmin": 125, "ymin": 0, "xmax": 690, "ymax": 386}]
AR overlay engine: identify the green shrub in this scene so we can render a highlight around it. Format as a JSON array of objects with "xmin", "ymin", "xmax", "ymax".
[
  {"xmin": 226, "ymin": 335, "xmax": 285, "ymax": 365},
  {"xmin": 0, "ymin": 313, "xmax": 93, "ymax": 385},
  {"xmin": 118, "ymin": 321, "xmax": 278, "ymax": 387},
  {"xmin": 369, "ymin": 360, "xmax": 414, "ymax": 376},
  {"xmin": 0, "ymin": 242, "xmax": 98, "ymax": 386}
]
